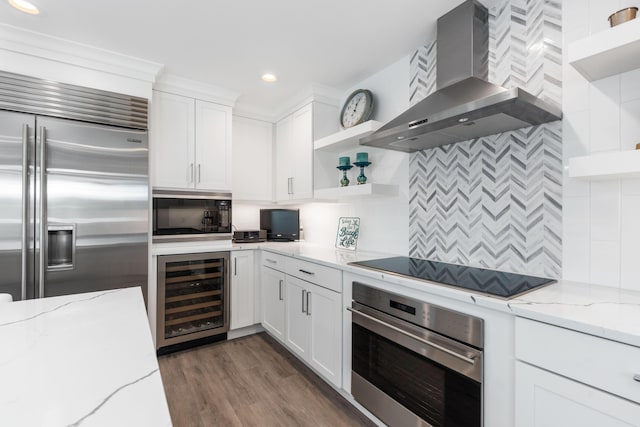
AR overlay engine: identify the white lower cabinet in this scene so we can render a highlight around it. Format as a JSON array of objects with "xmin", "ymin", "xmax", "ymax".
[
  {"xmin": 284, "ymin": 275, "xmax": 342, "ymax": 388},
  {"xmin": 306, "ymin": 280, "xmax": 342, "ymax": 387},
  {"xmin": 261, "ymin": 265, "xmax": 285, "ymax": 342},
  {"xmin": 515, "ymin": 317, "xmax": 640, "ymax": 427},
  {"xmin": 230, "ymin": 251, "xmax": 255, "ymax": 330},
  {"xmin": 285, "ymin": 276, "xmax": 309, "ymax": 358},
  {"xmin": 261, "ymin": 251, "xmax": 343, "ymax": 389},
  {"xmin": 516, "ymin": 361, "xmax": 640, "ymax": 427}
]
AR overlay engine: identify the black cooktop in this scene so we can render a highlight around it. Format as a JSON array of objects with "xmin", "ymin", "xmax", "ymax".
[{"xmin": 349, "ymin": 256, "xmax": 555, "ymax": 299}]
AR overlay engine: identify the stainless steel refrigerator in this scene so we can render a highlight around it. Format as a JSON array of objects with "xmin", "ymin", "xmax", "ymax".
[{"xmin": 0, "ymin": 71, "xmax": 149, "ymax": 302}]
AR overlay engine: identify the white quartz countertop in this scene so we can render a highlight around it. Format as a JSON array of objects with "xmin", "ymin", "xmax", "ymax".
[
  {"xmin": 0, "ymin": 287, "xmax": 172, "ymax": 427},
  {"xmin": 153, "ymin": 240, "xmax": 640, "ymax": 347},
  {"xmin": 259, "ymin": 243, "xmax": 640, "ymax": 348},
  {"xmin": 508, "ymin": 280, "xmax": 640, "ymax": 347}
]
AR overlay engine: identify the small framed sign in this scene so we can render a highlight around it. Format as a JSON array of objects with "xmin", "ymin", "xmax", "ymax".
[{"xmin": 335, "ymin": 217, "xmax": 360, "ymax": 250}]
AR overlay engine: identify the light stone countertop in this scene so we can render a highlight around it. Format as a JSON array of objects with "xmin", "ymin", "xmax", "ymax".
[
  {"xmin": 507, "ymin": 280, "xmax": 640, "ymax": 347},
  {"xmin": 153, "ymin": 240, "xmax": 640, "ymax": 347},
  {"xmin": 0, "ymin": 287, "xmax": 172, "ymax": 427}
]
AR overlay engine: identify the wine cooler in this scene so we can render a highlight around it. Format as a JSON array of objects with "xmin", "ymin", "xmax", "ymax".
[{"xmin": 156, "ymin": 252, "xmax": 230, "ymax": 350}]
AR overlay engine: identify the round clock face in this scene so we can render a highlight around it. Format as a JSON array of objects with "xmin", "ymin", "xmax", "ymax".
[{"xmin": 340, "ymin": 89, "xmax": 373, "ymax": 128}]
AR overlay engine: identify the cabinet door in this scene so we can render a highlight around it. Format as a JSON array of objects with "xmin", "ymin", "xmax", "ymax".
[
  {"xmin": 195, "ymin": 100, "xmax": 232, "ymax": 191},
  {"xmin": 275, "ymin": 115, "xmax": 293, "ymax": 201},
  {"xmin": 308, "ymin": 283, "xmax": 342, "ymax": 388},
  {"xmin": 230, "ymin": 251, "xmax": 255, "ymax": 330},
  {"xmin": 151, "ymin": 91, "xmax": 195, "ymax": 189},
  {"xmin": 515, "ymin": 362, "xmax": 640, "ymax": 427},
  {"xmin": 232, "ymin": 116, "xmax": 273, "ymax": 201},
  {"xmin": 261, "ymin": 266, "xmax": 285, "ymax": 342},
  {"xmin": 284, "ymin": 276, "xmax": 310, "ymax": 360},
  {"xmin": 291, "ymin": 103, "xmax": 313, "ymax": 200}
]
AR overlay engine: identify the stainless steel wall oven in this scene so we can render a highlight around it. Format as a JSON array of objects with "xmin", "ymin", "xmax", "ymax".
[
  {"xmin": 156, "ymin": 252, "xmax": 229, "ymax": 351},
  {"xmin": 349, "ymin": 282, "xmax": 484, "ymax": 427}
]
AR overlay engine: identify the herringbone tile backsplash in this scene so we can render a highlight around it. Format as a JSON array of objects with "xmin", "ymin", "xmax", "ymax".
[{"xmin": 408, "ymin": 0, "xmax": 562, "ymax": 277}]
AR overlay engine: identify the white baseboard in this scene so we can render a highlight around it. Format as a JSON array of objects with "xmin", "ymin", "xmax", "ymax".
[{"xmin": 227, "ymin": 324, "xmax": 264, "ymax": 340}]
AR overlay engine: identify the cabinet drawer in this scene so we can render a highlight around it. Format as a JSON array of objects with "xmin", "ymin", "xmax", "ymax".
[
  {"xmin": 285, "ymin": 257, "xmax": 342, "ymax": 293},
  {"xmin": 261, "ymin": 252, "xmax": 287, "ymax": 272},
  {"xmin": 516, "ymin": 317, "xmax": 640, "ymax": 404}
]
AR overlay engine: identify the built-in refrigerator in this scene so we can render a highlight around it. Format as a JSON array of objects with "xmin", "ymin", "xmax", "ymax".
[{"xmin": 0, "ymin": 71, "xmax": 149, "ymax": 302}]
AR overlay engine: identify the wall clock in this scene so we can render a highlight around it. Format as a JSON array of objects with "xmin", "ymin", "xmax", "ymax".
[{"xmin": 340, "ymin": 89, "xmax": 374, "ymax": 129}]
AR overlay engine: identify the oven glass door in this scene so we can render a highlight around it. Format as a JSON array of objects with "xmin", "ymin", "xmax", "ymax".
[{"xmin": 353, "ymin": 323, "xmax": 481, "ymax": 427}]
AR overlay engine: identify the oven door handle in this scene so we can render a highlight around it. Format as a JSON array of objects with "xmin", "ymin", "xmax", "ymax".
[{"xmin": 347, "ymin": 306, "xmax": 476, "ymax": 366}]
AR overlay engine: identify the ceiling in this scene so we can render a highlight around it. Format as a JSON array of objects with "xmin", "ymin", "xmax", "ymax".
[{"xmin": 0, "ymin": 0, "xmax": 499, "ymax": 112}]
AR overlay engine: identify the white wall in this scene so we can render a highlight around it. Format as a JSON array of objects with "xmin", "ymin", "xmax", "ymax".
[
  {"xmin": 234, "ymin": 56, "xmax": 411, "ymax": 254},
  {"xmin": 341, "ymin": 55, "xmax": 411, "ymax": 123},
  {"xmin": 562, "ymin": 0, "xmax": 640, "ymax": 291},
  {"xmin": 303, "ymin": 55, "xmax": 411, "ymax": 255}
]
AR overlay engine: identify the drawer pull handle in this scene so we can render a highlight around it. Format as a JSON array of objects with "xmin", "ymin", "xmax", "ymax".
[
  {"xmin": 299, "ymin": 269, "xmax": 315, "ymax": 276},
  {"xmin": 265, "ymin": 259, "xmax": 277, "ymax": 264},
  {"xmin": 347, "ymin": 306, "xmax": 476, "ymax": 366},
  {"xmin": 634, "ymin": 374, "xmax": 640, "ymax": 383}
]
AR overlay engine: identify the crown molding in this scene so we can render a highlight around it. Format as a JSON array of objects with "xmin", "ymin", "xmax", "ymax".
[
  {"xmin": 153, "ymin": 73, "xmax": 240, "ymax": 107},
  {"xmin": 0, "ymin": 23, "xmax": 163, "ymax": 98},
  {"xmin": 232, "ymin": 101, "xmax": 277, "ymax": 122},
  {"xmin": 272, "ymin": 83, "xmax": 342, "ymax": 122}
]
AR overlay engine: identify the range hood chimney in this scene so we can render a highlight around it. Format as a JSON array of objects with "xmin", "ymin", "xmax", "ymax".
[{"xmin": 360, "ymin": 0, "xmax": 562, "ymax": 153}]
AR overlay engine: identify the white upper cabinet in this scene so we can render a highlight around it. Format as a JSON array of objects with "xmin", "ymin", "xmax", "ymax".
[
  {"xmin": 151, "ymin": 91, "xmax": 195, "ymax": 189},
  {"xmin": 275, "ymin": 102, "xmax": 338, "ymax": 202},
  {"xmin": 291, "ymin": 104, "xmax": 314, "ymax": 200},
  {"xmin": 232, "ymin": 116, "xmax": 273, "ymax": 201},
  {"xmin": 151, "ymin": 90, "xmax": 232, "ymax": 192},
  {"xmin": 195, "ymin": 100, "xmax": 232, "ymax": 191},
  {"xmin": 275, "ymin": 114, "xmax": 294, "ymax": 201}
]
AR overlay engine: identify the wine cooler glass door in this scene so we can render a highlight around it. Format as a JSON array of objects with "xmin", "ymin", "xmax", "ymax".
[{"xmin": 157, "ymin": 251, "xmax": 230, "ymax": 348}]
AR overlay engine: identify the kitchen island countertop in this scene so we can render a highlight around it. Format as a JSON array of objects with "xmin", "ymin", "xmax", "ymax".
[{"xmin": 0, "ymin": 287, "xmax": 171, "ymax": 427}]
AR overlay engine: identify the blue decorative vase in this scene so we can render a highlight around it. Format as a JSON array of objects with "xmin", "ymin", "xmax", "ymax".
[
  {"xmin": 353, "ymin": 160, "xmax": 371, "ymax": 185},
  {"xmin": 337, "ymin": 164, "xmax": 353, "ymax": 187}
]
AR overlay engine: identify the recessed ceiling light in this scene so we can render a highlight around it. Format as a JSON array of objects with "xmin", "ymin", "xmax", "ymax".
[
  {"xmin": 8, "ymin": 0, "xmax": 40, "ymax": 14},
  {"xmin": 261, "ymin": 73, "xmax": 278, "ymax": 83}
]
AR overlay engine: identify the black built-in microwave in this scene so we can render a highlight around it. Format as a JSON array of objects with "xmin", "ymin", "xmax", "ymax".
[{"xmin": 153, "ymin": 190, "xmax": 232, "ymax": 243}]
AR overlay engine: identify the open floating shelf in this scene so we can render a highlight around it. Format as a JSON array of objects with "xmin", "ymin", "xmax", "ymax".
[
  {"xmin": 314, "ymin": 183, "xmax": 399, "ymax": 201},
  {"xmin": 569, "ymin": 19, "xmax": 640, "ymax": 81},
  {"xmin": 568, "ymin": 150, "xmax": 640, "ymax": 180},
  {"xmin": 314, "ymin": 120, "xmax": 382, "ymax": 152}
]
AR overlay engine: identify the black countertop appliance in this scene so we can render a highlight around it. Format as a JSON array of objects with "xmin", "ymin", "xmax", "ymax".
[
  {"xmin": 349, "ymin": 256, "xmax": 555, "ymax": 299},
  {"xmin": 260, "ymin": 209, "xmax": 299, "ymax": 241}
]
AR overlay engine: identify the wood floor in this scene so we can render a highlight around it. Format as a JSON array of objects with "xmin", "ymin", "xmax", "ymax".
[{"xmin": 158, "ymin": 332, "xmax": 376, "ymax": 427}]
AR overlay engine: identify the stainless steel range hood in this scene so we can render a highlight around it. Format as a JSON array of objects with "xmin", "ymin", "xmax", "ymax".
[{"xmin": 360, "ymin": 0, "xmax": 562, "ymax": 153}]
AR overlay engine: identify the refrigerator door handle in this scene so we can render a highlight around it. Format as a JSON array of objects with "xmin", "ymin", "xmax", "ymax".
[
  {"xmin": 21, "ymin": 124, "xmax": 29, "ymax": 300},
  {"xmin": 38, "ymin": 126, "xmax": 47, "ymax": 298}
]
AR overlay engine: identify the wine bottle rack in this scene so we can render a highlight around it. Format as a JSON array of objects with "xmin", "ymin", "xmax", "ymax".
[{"xmin": 156, "ymin": 252, "xmax": 229, "ymax": 349}]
